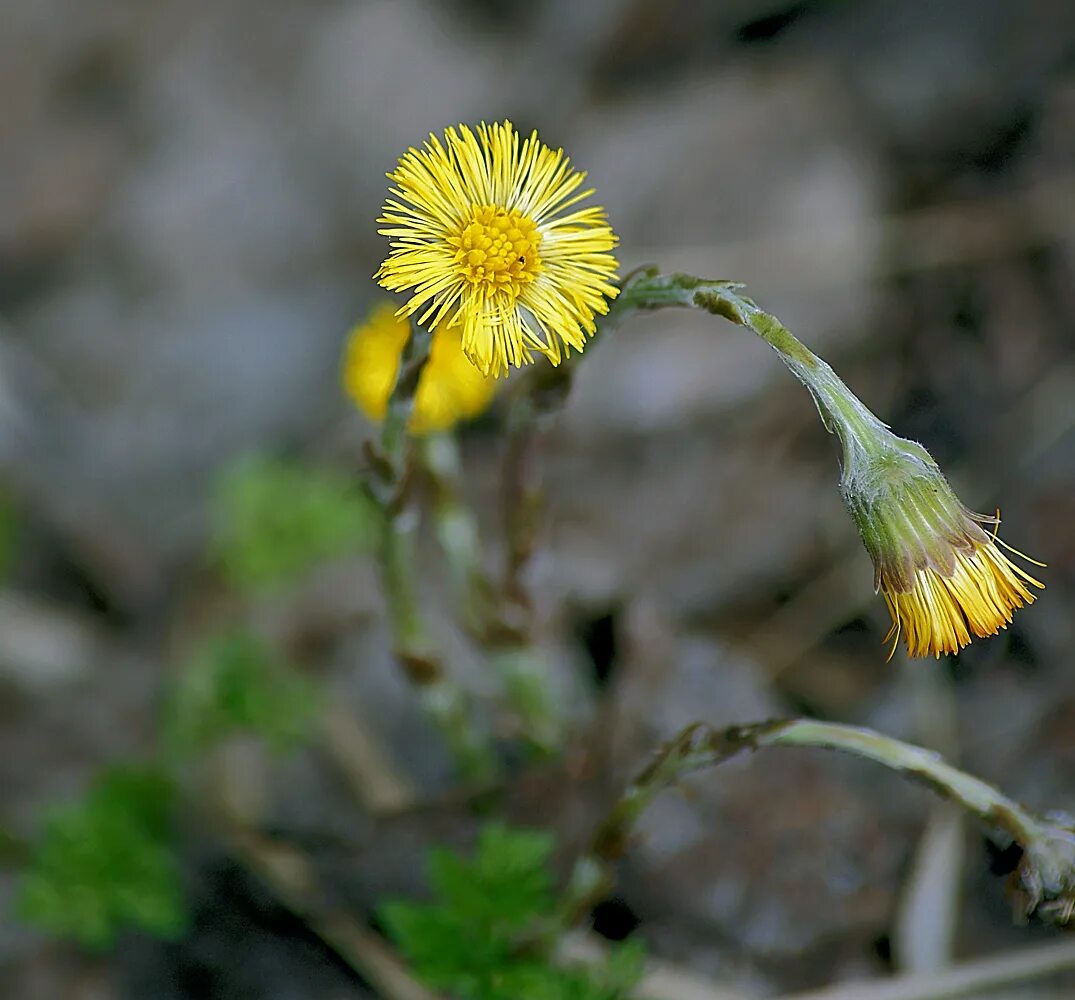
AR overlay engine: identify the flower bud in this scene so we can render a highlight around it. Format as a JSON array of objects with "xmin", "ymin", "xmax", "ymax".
[
  {"xmin": 342, "ymin": 302, "xmax": 496, "ymax": 435},
  {"xmin": 841, "ymin": 434, "xmax": 1043, "ymax": 659}
]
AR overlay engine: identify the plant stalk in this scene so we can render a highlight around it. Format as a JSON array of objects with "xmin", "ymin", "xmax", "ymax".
[{"xmin": 569, "ymin": 718, "xmax": 1074, "ymax": 928}]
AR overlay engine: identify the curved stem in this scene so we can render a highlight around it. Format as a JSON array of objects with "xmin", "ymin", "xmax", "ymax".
[
  {"xmin": 608, "ymin": 269, "xmax": 889, "ymax": 466},
  {"xmin": 570, "ymin": 718, "xmax": 1075, "ymax": 928}
]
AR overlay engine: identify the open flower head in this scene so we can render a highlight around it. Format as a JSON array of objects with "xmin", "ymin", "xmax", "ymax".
[
  {"xmin": 342, "ymin": 302, "xmax": 496, "ymax": 435},
  {"xmin": 375, "ymin": 121, "xmax": 619, "ymax": 377},
  {"xmin": 843, "ymin": 445, "xmax": 1044, "ymax": 659}
]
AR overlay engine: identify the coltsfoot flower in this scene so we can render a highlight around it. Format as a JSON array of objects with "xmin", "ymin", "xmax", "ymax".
[
  {"xmin": 342, "ymin": 302, "xmax": 496, "ymax": 435},
  {"xmin": 375, "ymin": 121, "xmax": 619, "ymax": 377},
  {"xmin": 843, "ymin": 444, "xmax": 1044, "ymax": 659}
]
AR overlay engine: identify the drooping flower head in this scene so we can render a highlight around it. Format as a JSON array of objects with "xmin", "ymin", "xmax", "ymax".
[
  {"xmin": 746, "ymin": 325, "xmax": 1047, "ymax": 660},
  {"xmin": 842, "ymin": 439, "xmax": 1044, "ymax": 659},
  {"xmin": 342, "ymin": 302, "xmax": 496, "ymax": 435},
  {"xmin": 375, "ymin": 121, "xmax": 620, "ymax": 377}
]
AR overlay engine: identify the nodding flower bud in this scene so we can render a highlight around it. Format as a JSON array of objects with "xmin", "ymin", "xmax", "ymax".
[
  {"xmin": 757, "ymin": 326, "xmax": 1045, "ymax": 660},
  {"xmin": 840, "ymin": 437, "xmax": 1044, "ymax": 658}
]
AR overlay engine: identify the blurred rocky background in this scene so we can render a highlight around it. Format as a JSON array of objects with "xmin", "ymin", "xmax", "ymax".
[{"xmin": 1, "ymin": 0, "xmax": 1074, "ymax": 997}]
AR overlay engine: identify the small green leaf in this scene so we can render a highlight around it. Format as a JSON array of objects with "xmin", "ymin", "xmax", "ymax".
[
  {"xmin": 163, "ymin": 631, "xmax": 319, "ymax": 756},
  {"xmin": 14, "ymin": 766, "xmax": 185, "ymax": 949},
  {"xmin": 381, "ymin": 824, "xmax": 644, "ymax": 1000},
  {"xmin": 212, "ymin": 455, "xmax": 379, "ymax": 592}
]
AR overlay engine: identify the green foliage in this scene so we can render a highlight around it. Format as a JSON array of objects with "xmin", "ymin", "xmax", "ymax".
[
  {"xmin": 213, "ymin": 454, "xmax": 378, "ymax": 592},
  {"xmin": 381, "ymin": 824, "xmax": 645, "ymax": 1000},
  {"xmin": 14, "ymin": 766, "xmax": 185, "ymax": 948},
  {"xmin": 164, "ymin": 631, "xmax": 319, "ymax": 756}
]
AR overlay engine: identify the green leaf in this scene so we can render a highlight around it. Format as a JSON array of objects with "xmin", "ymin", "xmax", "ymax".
[
  {"xmin": 163, "ymin": 631, "xmax": 319, "ymax": 756},
  {"xmin": 423, "ymin": 823, "xmax": 554, "ymax": 934},
  {"xmin": 13, "ymin": 766, "xmax": 185, "ymax": 949},
  {"xmin": 212, "ymin": 455, "xmax": 379, "ymax": 592},
  {"xmin": 381, "ymin": 824, "xmax": 644, "ymax": 1000}
]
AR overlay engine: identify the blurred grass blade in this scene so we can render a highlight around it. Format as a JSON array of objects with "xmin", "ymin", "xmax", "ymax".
[{"xmin": 893, "ymin": 804, "xmax": 964, "ymax": 974}]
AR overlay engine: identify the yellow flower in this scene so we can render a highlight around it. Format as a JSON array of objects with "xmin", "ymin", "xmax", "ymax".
[
  {"xmin": 342, "ymin": 302, "xmax": 496, "ymax": 434},
  {"xmin": 375, "ymin": 121, "xmax": 620, "ymax": 377},
  {"xmin": 844, "ymin": 449, "xmax": 1044, "ymax": 659},
  {"xmin": 879, "ymin": 518, "xmax": 1044, "ymax": 659}
]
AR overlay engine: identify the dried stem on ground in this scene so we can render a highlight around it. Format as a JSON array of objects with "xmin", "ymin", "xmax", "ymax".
[
  {"xmin": 562, "ymin": 932, "xmax": 1075, "ymax": 1000},
  {"xmin": 778, "ymin": 938, "xmax": 1075, "ymax": 1000},
  {"xmin": 200, "ymin": 740, "xmax": 439, "ymax": 1000},
  {"xmin": 892, "ymin": 664, "xmax": 963, "ymax": 974},
  {"xmin": 229, "ymin": 827, "xmax": 443, "ymax": 1000}
]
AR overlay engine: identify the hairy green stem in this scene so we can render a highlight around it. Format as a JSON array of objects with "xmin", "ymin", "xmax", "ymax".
[
  {"xmin": 500, "ymin": 393, "xmax": 547, "ymax": 623},
  {"xmin": 379, "ymin": 505, "xmax": 430, "ymax": 671},
  {"xmin": 570, "ymin": 718, "xmax": 1074, "ymax": 928},
  {"xmin": 367, "ymin": 326, "xmax": 437, "ymax": 678},
  {"xmin": 364, "ymin": 325, "xmax": 495, "ymax": 782},
  {"xmin": 609, "ymin": 269, "xmax": 888, "ymax": 467},
  {"xmin": 419, "ymin": 433, "xmax": 562, "ymax": 753},
  {"xmin": 418, "ymin": 434, "xmax": 497, "ymax": 637}
]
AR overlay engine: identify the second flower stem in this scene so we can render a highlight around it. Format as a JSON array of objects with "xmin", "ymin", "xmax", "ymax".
[
  {"xmin": 565, "ymin": 717, "xmax": 1075, "ymax": 928},
  {"xmin": 365, "ymin": 324, "xmax": 495, "ymax": 782},
  {"xmin": 419, "ymin": 432, "xmax": 563, "ymax": 753}
]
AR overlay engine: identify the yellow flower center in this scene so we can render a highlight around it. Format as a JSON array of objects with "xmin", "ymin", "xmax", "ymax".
[{"xmin": 449, "ymin": 205, "xmax": 542, "ymax": 299}]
